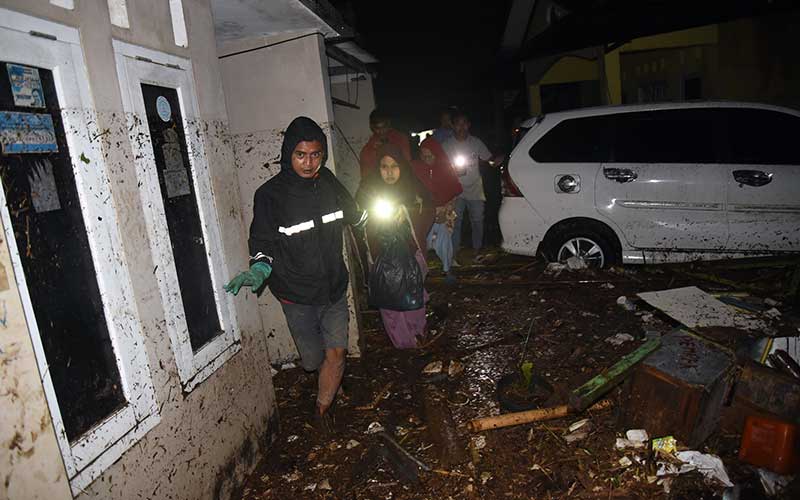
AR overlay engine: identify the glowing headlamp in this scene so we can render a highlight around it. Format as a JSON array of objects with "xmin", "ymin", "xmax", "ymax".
[
  {"xmin": 373, "ymin": 198, "xmax": 396, "ymax": 220},
  {"xmin": 454, "ymin": 155, "xmax": 467, "ymax": 168}
]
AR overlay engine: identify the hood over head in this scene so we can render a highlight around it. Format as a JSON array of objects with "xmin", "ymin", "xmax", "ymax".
[{"xmin": 280, "ymin": 116, "xmax": 328, "ymax": 174}]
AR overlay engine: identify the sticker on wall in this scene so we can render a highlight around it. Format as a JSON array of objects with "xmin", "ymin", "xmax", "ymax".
[
  {"xmin": 161, "ymin": 128, "xmax": 191, "ymax": 198},
  {"xmin": 0, "ymin": 112, "xmax": 58, "ymax": 154},
  {"xmin": 29, "ymin": 159, "xmax": 62, "ymax": 213},
  {"xmin": 156, "ymin": 96, "xmax": 172, "ymax": 122},
  {"xmin": 6, "ymin": 64, "xmax": 45, "ymax": 108}
]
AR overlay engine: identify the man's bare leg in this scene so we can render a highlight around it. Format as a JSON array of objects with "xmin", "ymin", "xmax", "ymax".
[{"xmin": 316, "ymin": 347, "xmax": 346, "ymax": 416}]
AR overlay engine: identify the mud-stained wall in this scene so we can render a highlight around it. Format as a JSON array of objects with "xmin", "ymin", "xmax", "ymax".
[
  {"xmin": 220, "ymin": 32, "xmax": 362, "ymax": 364},
  {"xmin": 1, "ymin": 1, "xmax": 277, "ymax": 499},
  {"xmin": 330, "ymin": 76, "xmax": 376, "ymax": 195}
]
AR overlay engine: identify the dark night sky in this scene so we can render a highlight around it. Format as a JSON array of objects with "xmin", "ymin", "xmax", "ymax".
[{"xmin": 331, "ymin": 0, "xmax": 513, "ymax": 136}]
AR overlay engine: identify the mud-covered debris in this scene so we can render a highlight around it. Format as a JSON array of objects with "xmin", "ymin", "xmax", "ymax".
[
  {"xmin": 282, "ymin": 471, "xmax": 301, "ymax": 482},
  {"xmin": 601, "ymin": 282, "xmax": 615, "ymax": 289},
  {"xmin": 764, "ymin": 297, "xmax": 780, "ymax": 307},
  {"xmin": 303, "ymin": 483, "xmax": 316, "ymax": 491},
  {"xmin": 472, "ymin": 435, "xmax": 487, "ymax": 450},
  {"xmin": 605, "ymin": 333, "xmax": 635, "ymax": 346},
  {"xmin": 346, "ymin": 439, "xmax": 361, "ymax": 450},
  {"xmin": 318, "ymin": 479, "xmax": 332, "ymax": 491},
  {"xmin": 448, "ymin": 359, "xmax": 464, "ymax": 377},
  {"xmin": 640, "ymin": 313, "xmax": 654, "ymax": 322},
  {"xmin": 366, "ymin": 422, "xmax": 385, "ymax": 434},
  {"xmin": 280, "ymin": 362, "xmax": 297, "ymax": 370},
  {"xmin": 658, "ymin": 451, "xmax": 733, "ymax": 488},
  {"xmin": 564, "ymin": 428, "xmax": 590, "ymax": 444},
  {"xmin": 619, "ymin": 457, "xmax": 633, "ymax": 468},
  {"xmin": 566, "ymin": 256, "xmax": 588, "ymax": 270},
  {"xmin": 617, "ymin": 296, "xmax": 636, "ymax": 311},
  {"xmin": 757, "ymin": 468, "xmax": 792, "ymax": 496},
  {"xmin": 626, "ymin": 429, "xmax": 649, "ymax": 443},
  {"xmin": 765, "ymin": 307, "xmax": 781, "ymax": 319},
  {"xmin": 480, "ymin": 471, "xmax": 493, "ymax": 484},
  {"xmin": 287, "ymin": 435, "xmax": 299, "ymax": 443},
  {"xmin": 270, "ymin": 366, "xmax": 279, "ymax": 376},
  {"xmin": 544, "ymin": 262, "xmax": 567, "ymax": 276},
  {"xmin": 422, "ymin": 361, "xmax": 443, "ymax": 374}
]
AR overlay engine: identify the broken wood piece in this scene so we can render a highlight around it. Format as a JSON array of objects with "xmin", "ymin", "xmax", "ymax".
[
  {"xmin": 423, "ymin": 384, "xmax": 469, "ymax": 466},
  {"xmin": 355, "ymin": 382, "xmax": 393, "ymax": 410},
  {"xmin": 569, "ymin": 338, "xmax": 660, "ymax": 411},
  {"xmin": 773, "ymin": 349, "xmax": 800, "ymax": 380},
  {"xmin": 466, "ymin": 399, "xmax": 612, "ymax": 433}
]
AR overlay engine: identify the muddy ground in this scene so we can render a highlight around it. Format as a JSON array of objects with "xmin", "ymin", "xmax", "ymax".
[{"xmin": 237, "ymin": 251, "xmax": 800, "ymax": 500}]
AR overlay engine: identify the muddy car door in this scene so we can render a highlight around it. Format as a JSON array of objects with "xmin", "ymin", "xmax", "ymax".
[
  {"xmin": 595, "ymin": 109, "xmax": 728, "ymax": 250},
  {"xmin": 720, "ymin": 107, "xmax": 800, "ymax": 252}
]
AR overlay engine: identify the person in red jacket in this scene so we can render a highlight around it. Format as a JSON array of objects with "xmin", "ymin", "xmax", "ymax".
[{"xmin": 359, "ymin": 108, "xmax": 411, "ymax": 178}]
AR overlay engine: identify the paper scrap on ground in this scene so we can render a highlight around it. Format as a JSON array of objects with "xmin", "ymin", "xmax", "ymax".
[
  {"xmin": 657, "ymin": 450, "xmax": 733, "ymax": 488},
  {"xmin": 637, "ymin": 286, "xmax": 768, "ymax": 333}
]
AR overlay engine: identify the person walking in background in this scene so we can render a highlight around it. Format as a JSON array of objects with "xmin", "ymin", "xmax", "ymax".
[
  {"xmin": 442, "ymin": 110, "xmax": 500, "ymax": 259},
  {"xmin": 431, "ymin": 107, "xmax": 456, "ymax": 144},
  {"xmin": 413, "ymin": 136, "xmax": 461, "ymax": 281},
  {"xmin": 357, "ymin": 145, "xmax": 434, "ymax": 348},
  {"xmin": 359, "ymin": 108, "xmax": 411, "ymax": 178}
]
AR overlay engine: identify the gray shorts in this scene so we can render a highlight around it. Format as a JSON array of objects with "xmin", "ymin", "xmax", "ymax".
[{"xmin": 280, "ymin": 293, "xmax": 349, "ymax": 371}]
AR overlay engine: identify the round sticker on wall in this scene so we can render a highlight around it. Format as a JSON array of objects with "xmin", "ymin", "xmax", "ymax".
[{"xmin": 156, "ymin": 96, "xmax": 172, "ymax": 122}]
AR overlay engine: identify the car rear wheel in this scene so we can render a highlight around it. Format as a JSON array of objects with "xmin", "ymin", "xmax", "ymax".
[{"xmin": 544, "ymin": 224, "xmax": 619, "ymax": 269}]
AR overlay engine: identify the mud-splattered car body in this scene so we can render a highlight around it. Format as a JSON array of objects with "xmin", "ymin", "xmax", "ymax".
[{"xmin": 500, "ymin": 101, "xmax": 800, "ymax": 267}]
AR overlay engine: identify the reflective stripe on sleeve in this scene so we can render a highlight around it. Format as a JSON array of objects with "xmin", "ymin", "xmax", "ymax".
[
  {"xmin": 278, "ymin": 220, "xmax": 315, "ymax": 236},
  {"xmin": 321, "ymin": 210, "xmax": 344, "ymax": 224}
]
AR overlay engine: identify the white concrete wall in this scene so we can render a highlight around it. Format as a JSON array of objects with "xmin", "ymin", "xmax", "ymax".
[
  {"xmin": 219, "ymin": 31, "xmax": 362, "ymax": 364},
  {"xmin": 0, "ymin": 1, "xmax": 276, "ymax": 499},
  {"xmin": 329, "ymin": 74, "xmax": 376, "ymax": 195}
]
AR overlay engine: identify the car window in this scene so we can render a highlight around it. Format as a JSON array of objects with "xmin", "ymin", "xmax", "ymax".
[
  {"xmin": 529, "ymin": 115, "xmax": 613, "ymax": 163},
  {"xmin": 612, "ymin": 109, "xmax": 716, "ymax": 163},
  {"xmin": 720, "ymin": 108, "xmax": 800, "ymax": 165}
]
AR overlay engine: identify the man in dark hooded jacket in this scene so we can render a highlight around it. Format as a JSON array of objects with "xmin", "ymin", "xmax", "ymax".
[{"xmin": 225, "ymin": 116, "xmax": 366, "ymax": 432}]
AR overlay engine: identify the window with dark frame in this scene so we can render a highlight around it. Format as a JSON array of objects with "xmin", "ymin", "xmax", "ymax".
[
  {"xmin": 721, "ymin": 108, "xmax": 800, "ymax": 165},
  {"xmin": 140, "ymin": 83, "xmax": 222, "ymax": 351},
  {"xmin": 0, "ymin": 61, "xmax": 125, "ymax": 441},
  {"xmin": 529, "ymin": 115, "xmax": 614, "ymax": 163},
  {"xmin": 612, "ymin": 109, "xmax": 716, "ymax": 164}
]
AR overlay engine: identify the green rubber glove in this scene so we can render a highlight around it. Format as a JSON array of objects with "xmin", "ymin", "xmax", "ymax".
[{"xmin": 224, "ymin": 262, "xmax": 272, "ymax": 295}]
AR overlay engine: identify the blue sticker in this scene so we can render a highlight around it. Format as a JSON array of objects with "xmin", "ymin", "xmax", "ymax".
[
  {"xmin": 7, "ymin": 64, "xmax": 45, "ymax": 108},
  {"xmin": 156, "ymin": 96, "xmax": 172, "ymax": 122},
  {"xmin": 0, "ymin": 112, "xmax": 58, "ymax": 154}
]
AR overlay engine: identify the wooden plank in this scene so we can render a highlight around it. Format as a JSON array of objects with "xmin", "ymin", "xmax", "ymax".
[{"xmin": 568, "ymin": 338, "xmax": 661, "ymax": 411}]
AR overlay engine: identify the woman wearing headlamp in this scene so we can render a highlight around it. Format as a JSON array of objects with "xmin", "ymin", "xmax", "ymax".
[{"xmin": 356, "ymin": 145, "xmax": 434, "ymax": 349}]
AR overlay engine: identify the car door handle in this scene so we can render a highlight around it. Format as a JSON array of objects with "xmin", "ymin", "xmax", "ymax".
[
  {"xmin": 733, "ymin": 170, "xmax": 772, "ymax": 187},
  {"xmin": 603, "ymin": 168, "xmax": 637, "ymax": 183}
]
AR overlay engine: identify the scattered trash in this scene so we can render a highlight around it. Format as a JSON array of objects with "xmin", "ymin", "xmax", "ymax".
[
  {"xmin": 764, "ymin": 297, "xmax": 780, "ymax": 307},
  {"xmin": 626, "ymin": 429, "xmax": 649, "ymax": 442},
  {"xmin": 674, "ymin": 451, "xmax": 734, "ymax": 488},
  {"xmin": 318, "ymin": 479, "xmax": 332, "ymax": 491},
  {"xmin": 422, "ymin": 361, "xmax": 443, "ymax": 374},
  {"xmin": 756, "ymin": 468, "xmax": 793, "ymax": 496},
  {"xmin": 280, "ymin": 362, "xmax": 297, "ymax": 370},
  {"xmin": 303, "ymin": 483, "xmax": 317, "ymax": 492},
  {"xmin": 767, "ymin": 349, "xmax": 800, "ymax": 380},
  {"xmin": 448, "ymin": 360, "xmax": 464, "ymax": 377},
  {"xmin": 640, "ymin": 313, "xmax": 654, "ymax": 323},
  {"xmin": 616, "ymin": 296, "xmax": 636, "ymax": 311},
  {"xmin": 472, "ymin": 435, "xmax": 487, "ymax": 450},
  {"xmin": 651, "ymin": 436, "xmax": 677, "ymax": 454},
  {"xmin": 605, "ymin": 333, "xmax": 634, "ymax": 346},
  {"xmin": 346, "ymin": 439, "xmax": 360, "ymax": 450},
  {"xmin": 764, "ymin": 307, "xmax": 782, "ymax": 319},
  {"xmin": 270, "ymin": 366, "xmax": 279, "ymax": 376},
  {"xmin": 480, "ymin": 471, "xmax": 493, "ymax": 484},
  {"xmin": 564, "ymin": 428, "xmax": 590, "ymax": 444},
  {"xmin": 366, "ymin": 422, "xmax": 385, "ymax": 434},
  {"xmin": 287, "ymin": 435, "xmax": 299, "ymax": 443},
  {"xmin": 568, "ymin": 418, "xmax": 590, "ymax": 432},
  {"xmin": 601, "ymin": 282, "xmax": 615, "ymax": 289},
  {"xmin": 618, "ymin": 456, "xmax": 633, "ymax": 468}
]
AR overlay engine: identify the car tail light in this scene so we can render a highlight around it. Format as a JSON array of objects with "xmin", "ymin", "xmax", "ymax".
[{"xmin": 502, "ymin": 167, "xmax": 523, "ymax": 197}]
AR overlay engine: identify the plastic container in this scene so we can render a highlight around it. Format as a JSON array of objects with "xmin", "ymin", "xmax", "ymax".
[{"xmin": 738, "ymin": 415, "xmax": 799, "ymax": 474}]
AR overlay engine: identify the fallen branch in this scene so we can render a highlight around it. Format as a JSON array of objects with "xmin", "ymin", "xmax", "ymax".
[{"xmin": 466, "ymin": 399, "xmax": 612, "ymax": 433}]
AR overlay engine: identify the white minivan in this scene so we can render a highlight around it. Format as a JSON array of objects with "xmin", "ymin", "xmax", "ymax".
[{"xmin": 500, "ymin": 102, "xmax": 800, "ymax": 267}]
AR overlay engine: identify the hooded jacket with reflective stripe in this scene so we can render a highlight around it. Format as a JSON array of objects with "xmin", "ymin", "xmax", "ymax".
[{"xmin": 248, "ymin": 117, "xmax": 364, "ymax": 305}]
